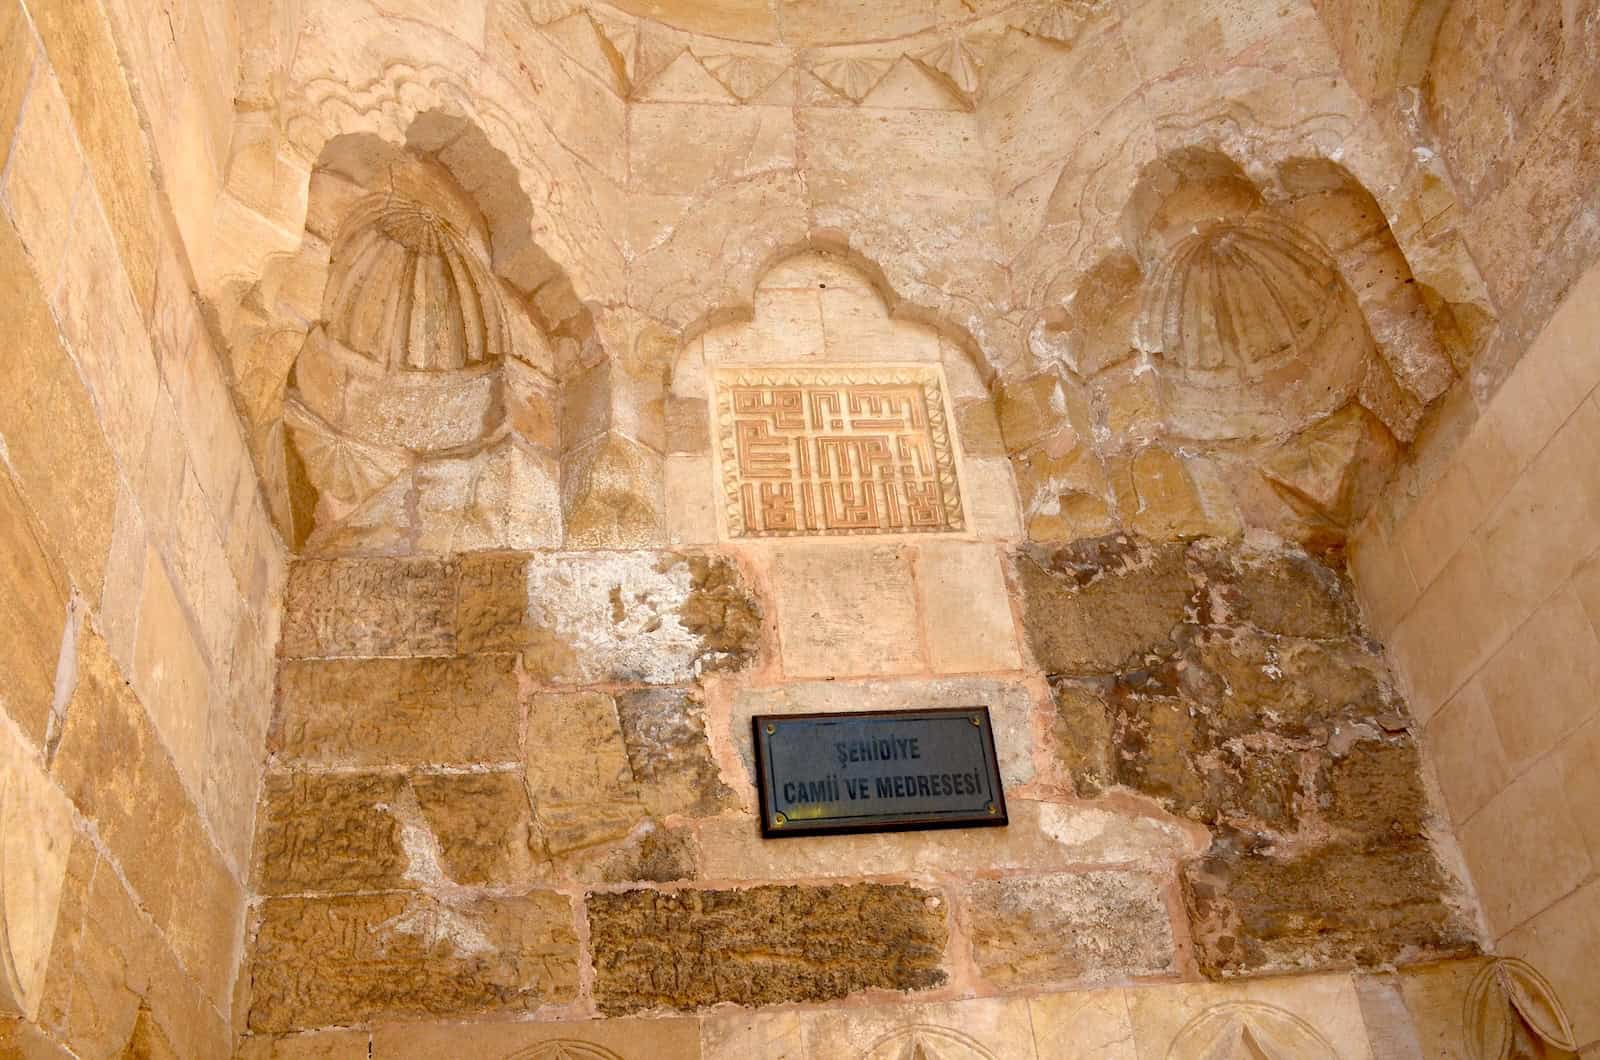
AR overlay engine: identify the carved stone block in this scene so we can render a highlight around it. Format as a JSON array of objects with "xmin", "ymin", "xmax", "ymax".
[
  {"xmin": 253, "ymin": 773, "xmax": 412, "ymax": 895},
  {"xmin": 247, "ymin": 892, "xmax": 578, "ymax": 1033},
  {"xmin": 0, "ymin": 720, "xmax": 74, "ymax": 1020},
  {"xmin": 271, "ymin": 656, "xmax": 521, "ymax": 768},
  {"xmin": 280, "ymin": 558, "xmax": 458, "ymax": 658},
  {"xmin": 713, "ymin": 366, "xmax": 965, "ymax": 537},
  {"xmin": 963, "ymin": 872, "xmax": 1176, "ymax": 987},
  {"xmin": 587, "ymin": 883, "xmax": 948, "ymax": 1014}
]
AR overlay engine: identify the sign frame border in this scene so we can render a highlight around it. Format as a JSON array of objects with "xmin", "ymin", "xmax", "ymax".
[{"xmin": 752, "ymin": 705, "xmax": 1009, "ymax": 839}]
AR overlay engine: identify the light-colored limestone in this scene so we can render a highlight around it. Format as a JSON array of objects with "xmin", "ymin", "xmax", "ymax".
[
  {"xmin": 1458, "ymin": 757, "xmax": 1592, "ymax": 938},
  {"xmin": 0, "ymin": 718, "xmax": 74, "ymax": 1021},
  {"xmin": 1126, "ymin": 974, "xmax": 1376, "ymax": 1060},
  {"xmin": 768, "ymin": 544, "xmax": 924, "ymax": 678},
  {"xmin": 916, "ymin": 540, "xmax": 1023, "ymax": 673},
  {"xmin": 9, "ymin": 0, "xmax": 1600, "ymax": 1047}
]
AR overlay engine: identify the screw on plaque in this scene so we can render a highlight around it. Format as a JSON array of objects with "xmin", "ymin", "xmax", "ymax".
[
  {"xmin": 986, "ymin": 803, "xmax": 997, "ymax": 815},
  {"xmin": 773, "ymin": 812, "xmax": 787, "ymax": 827},
  {"xmin": 766, "ymin": 723, "xmax": 776, "ymax": 734},
  {"xmin": 970, "ymin": 714, "xmax": 981, "ymax": 726}
]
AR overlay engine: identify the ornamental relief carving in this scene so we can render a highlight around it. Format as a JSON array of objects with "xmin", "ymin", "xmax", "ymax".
[
  {"xmin": 1465, "ymin": 957, "xmax": 1578, "ymax": 1060},
  {"xmin": 713, "ymin": 366, "xmax": 965, "ymax": 538},
  {"xmin": 1166, "ymin": 1000, "xmax": 1338, "ymax": 1060}
]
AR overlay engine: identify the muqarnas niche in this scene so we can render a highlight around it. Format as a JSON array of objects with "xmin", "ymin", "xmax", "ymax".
[{"xmin": 284, "ymin": 166, "xmax": 559, "ymax": 555}]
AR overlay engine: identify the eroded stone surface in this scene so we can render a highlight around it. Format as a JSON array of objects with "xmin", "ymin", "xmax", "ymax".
[
  {"xmin": 524, "ymin": 691, "xmax": 648, "ymax": 856},
  {"xmin": 280, "ymin": 558, "xmax": 457, "ymax": 658},
  {"xmin": 615, "ymin": 688, "xmax": 735, "ymax": 819},
  {"xmin": 411, "ymin": 772, "xmax": 542, "ymax": 887},
  {"xmin": 965, "ymin": 872, "xmax": 1176, "ymax": 986},
  {"xmin": 247, "ymin": 892, "xmax": 578, "ymax": 1033},
  {"xmin": 1017, "ymin": 536, "xmax": 1193, "ymax": 673},
  {"xmin": 524, "ymin": 552, "xmax": 761, "ymax": 683},
  {"xmin": 254, "ymin": 772, "xmax": 410, "ymax": 895},
  {"xmin": 271, "ymin": 656, "xmax": 521, "ymax": 767},
  {"xmin": 1029, "ymin": 535, "xmax": 1475, "ymax": 978},
  {"xmin": 587, "ymin": 884, "xmax": 948, "ymax": 1014}
]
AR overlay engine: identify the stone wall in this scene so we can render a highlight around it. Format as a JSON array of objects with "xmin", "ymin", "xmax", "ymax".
[
  {"xmin": 0, "ymin": 0, "xmax": 286, "ymax": 1054},
  {"xmin": 1351, "ymin": 258, "xmax": 1600, "ymax": 1050},
  {"xmin": 239, "ymin": 530, "xmax": 1479, "ymax": 1045}
]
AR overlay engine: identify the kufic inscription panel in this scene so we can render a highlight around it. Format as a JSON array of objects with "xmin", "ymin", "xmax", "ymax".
[{"xmin": 714, "ymin": 366, "xmax": 965, "ymax": 537}]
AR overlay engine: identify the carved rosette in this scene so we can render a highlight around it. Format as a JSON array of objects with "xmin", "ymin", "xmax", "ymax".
[{"xmin": 324, "ymin": 194, "xmax": 509, "ymax": 373}]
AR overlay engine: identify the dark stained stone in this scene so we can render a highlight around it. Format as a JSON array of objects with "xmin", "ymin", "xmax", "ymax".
[
  {"xmin": 1017, "ymin": 537, "xmax": 1192, "ymax": 674},
  {"xmin": 247, "ymin": 892, "xmax": 577, "ymax": 1033},
  {"xmin": 587, "ymin": 884, "xmax": 947, "ymax": 1014}
]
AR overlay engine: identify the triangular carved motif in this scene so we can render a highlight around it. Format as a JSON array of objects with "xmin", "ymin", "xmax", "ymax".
[
  {"xmin": 912, "ymin": 37, "xmax": 982, "ymax": 106},
  {"xmin": 522, "ymin": 0, "xmax": 579, "ymax": 25},
  {"xmin": 584, "ymin": 10, "xmax": 641, "ymax": 89},
  {"xmin": 699, "ymin": 53, "xmax": 789, "ymax": 102},
  {"xmin": 810, "ymin": 56, "xmax": 894, "ymax": 103}
]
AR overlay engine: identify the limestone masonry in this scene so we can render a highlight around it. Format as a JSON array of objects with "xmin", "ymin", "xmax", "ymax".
[{"xmin": 1, "ymin": 0, "xmax": 1599, "ymax": 1057}]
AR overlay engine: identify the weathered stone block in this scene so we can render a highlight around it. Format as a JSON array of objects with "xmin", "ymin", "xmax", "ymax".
[
  {"xmin": 964, "ymin": 872, "xmax": 1176, "ymax": 986},
  {"xmin": 1193, "ymin": 543, "xmax": 1361, "ymax": 639},
  {"xmin": 1047, "ymin": 677, "xmax": 1116, "ymax": 797},
  {"xmin": 0, "ymin": 217, "xmax": 118, "ymax": 600},
  {"xmin": 0, "ymin": 715, "xmax": 74, "ymax": 1021},
  {"xmin": 769, "ymin": 544, "xmax": 923, "ymax": 678},
  {"xmin": 524, "ymin": 552, "xmax": 759, "ymax": 684},
  {"xmin": 1017, "ymin": 537, "xmax": 1192, "ymax": 674},
  {"xmin": 247, "ymin": 892, "xmax": 578, "ymax": 1032},
  {"xmin": 411, "ymin": 772, "xmax": 542, "ymax": 887},
  {"xmin": 526, "ymin": 692, "xmax": 647, "ymax": 855},
  {"xmin": 676, "ymin": 554, "xmax": 763, "ymax": 672},
  {"xmin": 615, "ymin": 688, "xmax": 734, "ymax": 819},
  {"xmin": 50, "ymin": 630, "xmax": 192, "ymax": 931},
  {"xmin": 453, "ymin": 554, "xmax": 530, "ymax": 654},
  {"xmin": 280, "ymin": 558, "xmax": 457, "ymax": 658},
  {"xmin": 587, "ymin": 884, "xmax": 948, "ymax": 1014},
  {"xmin": 0, "ymin": 466, "xmax": 70, "ymax": 745},
  {"xmin": 253, "ymin": 773, "xmax": 410, "ymax": 895},
  {"xmin": 38, "ymin": 839, "xmax": 229, "ymax": 1059},
  {"xmin": 272, "ymin": 656, "xmax": 520, "ymax": 767},
  {"xmin": 1183, "ymin": 838, "xmax": 1475, "ymax": 977}
]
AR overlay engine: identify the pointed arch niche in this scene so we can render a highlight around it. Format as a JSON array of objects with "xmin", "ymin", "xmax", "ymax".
[
  {"xmin": 223, "ymin": 111, "xmax": 659, "ymax": 555},
  {"xmin": 662, "ymin": 249, "xmax": 1020, "ymax": 547}
]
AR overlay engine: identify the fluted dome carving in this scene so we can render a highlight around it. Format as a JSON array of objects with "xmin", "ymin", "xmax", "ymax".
[
  {"xmin": 323, "ymin": 195, "xmax": 509, "ymax": 372},
  {"xmin": 1139, "ymin": 218, "xmax": 1342, "ymax": 387}
]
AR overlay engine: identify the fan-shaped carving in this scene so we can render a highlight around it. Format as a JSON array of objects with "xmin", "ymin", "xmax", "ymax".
[
  {"xmin": 504, "ymin": 1041, "xmax": 624, "ymax": 1060},
  {"xmin": 323, "ymin": 195, "xmax": 509, "ymax": 373},
  {"xmin": 1166, "ymin": 1001, "xmax": 1338, "ymax": 1059},
  {"xmin": 284, "ymin": 398, "xmax": 410, "ymax": 511},
  {"xmin": 859, "ymin": 1025, "xmax": 998, "ymax": 1060},
  {"xmin": 1465, "ymin": 957, "xmax": 1578, "ymax": 1060},
  {"xmin": 1028, "ymin": 0, "xmax": 1105, "ymax": 45},
  {"xmin": 1139, "ymin": 218, "xmax": 1342, "ymax": 388},
  {"xmin": 811, "ymin": 57, "xmax": 894, "ymax": 102},
  {"xmin": 700, "ymin": 53, "xmax": 789, "ymax": 102},
  {"xmin": 915, "ymin": 37, "xmax": 982, "ymax": 98}
]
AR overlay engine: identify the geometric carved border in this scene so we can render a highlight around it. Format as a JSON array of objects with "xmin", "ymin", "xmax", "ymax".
[{"xmin": 713, "ymin": 365, "xmax": 965, "ymax": 538}]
